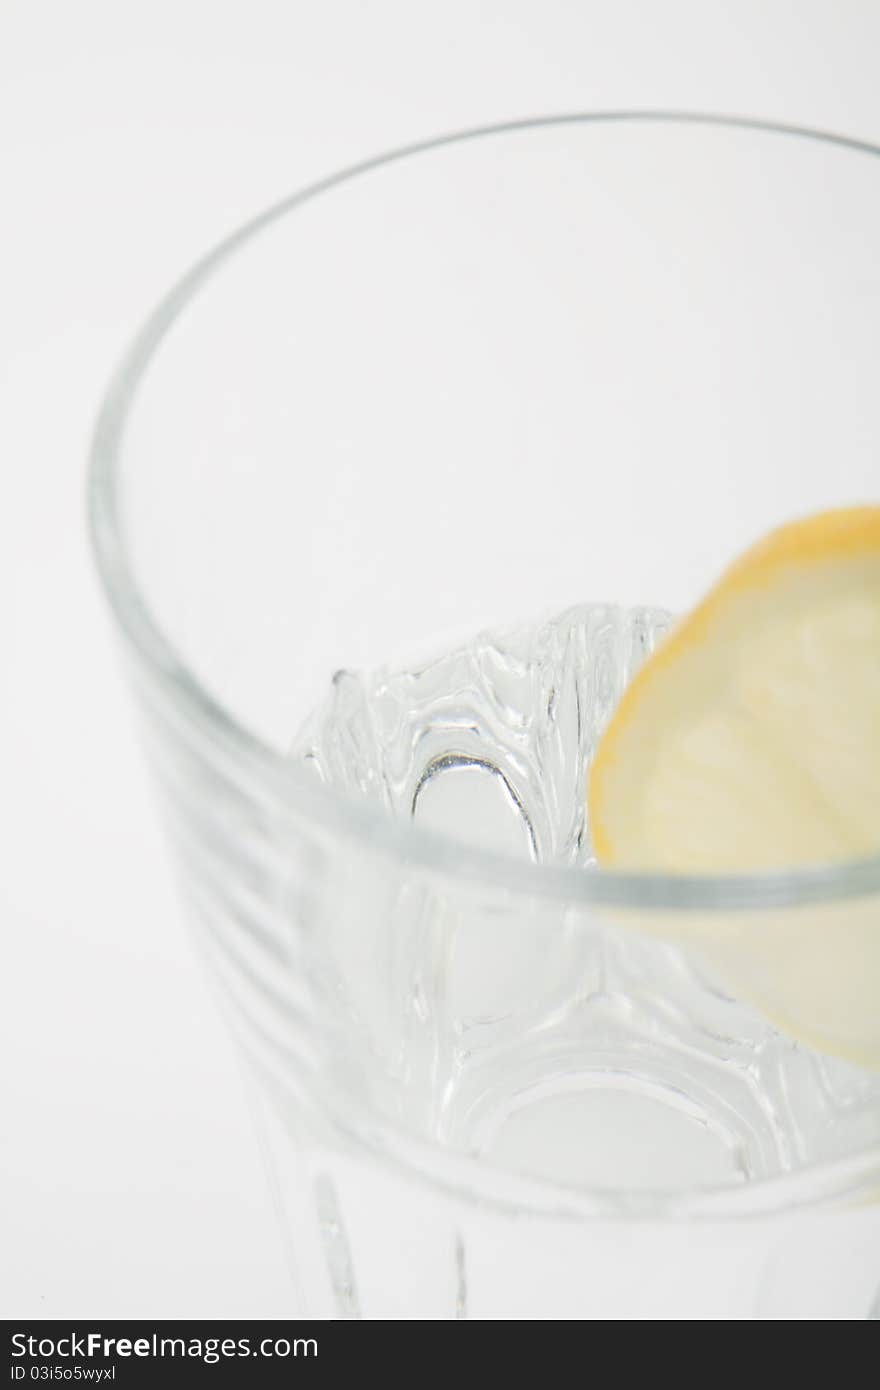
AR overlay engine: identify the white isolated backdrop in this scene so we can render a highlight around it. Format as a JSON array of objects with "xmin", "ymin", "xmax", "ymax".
[{"xmin": 3, "ymin": 0, "xmax": 880, "ymax": 1318}]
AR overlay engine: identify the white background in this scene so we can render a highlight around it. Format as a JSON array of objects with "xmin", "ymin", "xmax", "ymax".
[{"xmin": 3, "ymin": 0, "xmax": 880, "ymax": 1318}]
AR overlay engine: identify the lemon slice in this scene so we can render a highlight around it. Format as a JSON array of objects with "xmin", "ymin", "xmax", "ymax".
[
  {"xmin": 590, "ymin": 507, "xmax": 880, "ymax": 871},
  {"xmin": 588, "ymin": 506, "xmax": 880, "ymax": 1064}
]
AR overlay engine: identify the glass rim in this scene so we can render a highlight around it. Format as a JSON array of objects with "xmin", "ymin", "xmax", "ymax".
[{"xmin": 88, "ymin": 109, "xmax": 880, "ymax": 913}]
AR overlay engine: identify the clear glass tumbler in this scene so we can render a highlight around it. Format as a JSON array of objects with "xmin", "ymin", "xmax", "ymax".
[{"xmin": 89, "ymin": 115, "xmax": 880, "ymax": 1320}]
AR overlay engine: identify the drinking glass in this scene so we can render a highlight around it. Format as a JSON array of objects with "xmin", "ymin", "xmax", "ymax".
[{"xmin": 89, "ymin": 115, "xmax": 880, "ymax": 1320}]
